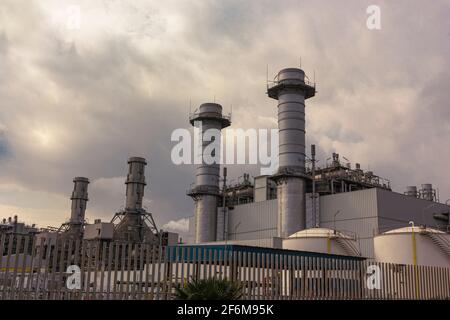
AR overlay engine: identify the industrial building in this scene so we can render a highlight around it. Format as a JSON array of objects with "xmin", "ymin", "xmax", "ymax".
[
  {"xmin": 0, "ymin": 66, "xmax": 448, "ymax": 269},
  {"xmin": 2, "ymin": 157, "xmax": 178, "ymax": 247},
  {"xmin": 0, "ymin": 66, "xmax": 449, "ymax": 301},
  {"xmin": 186, "ymin": 67, "xmax": 450, "ymax": 267},
  {"xmin": 0, "ymin": 216, "xmax": 39, "ymax": 236}
]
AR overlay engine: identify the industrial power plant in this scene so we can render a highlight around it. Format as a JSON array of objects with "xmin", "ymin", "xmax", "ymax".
[
  {"xmin": 185, "ymin": 67, "xmax": 450, "ymax": 269},
  {"xmin": 0, "ymin": 67, "xmax": 449, "ymax": 300}
]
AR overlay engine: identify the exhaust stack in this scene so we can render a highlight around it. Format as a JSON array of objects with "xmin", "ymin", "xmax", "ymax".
[
  {"xmin": 125, "ymin": 157, "xmax": 147, "ymax": 211},
  {"xmin": 188, "ymin": 103, "xmax": 231, "ymax": 243},
  {"xmin": 68, "ymin": 177, "xmax": 89, "ymax": 237},
  {"xmin": 267, "ymin": 68, "xmax": 316, "ymax": 238},
  {"xmin": 112, "ymin": 157, "xmax": 159, "ymax": 243}
]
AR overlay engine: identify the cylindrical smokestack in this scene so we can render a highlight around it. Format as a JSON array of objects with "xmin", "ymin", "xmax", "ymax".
[
  {"xmin": 405, "ymin": 186, "xmax": 418, "ymax": 198},
  {"xmin": 125, "ymin": 157, "xmax": 147, "ymax": 211},
  {"xmin": 70, "ymin": 177, "xmax": 89, "ymax": 225},
  {"xmin": 268, "ymin": 68, "xmax": 316, "ymax": 238},
  {"xmin": 421, "ymin": 183, "xmax": 434, "ymax": 201},
  {"xmin": 275, "ymin": 69, "xmax": 307, "ymax": 171},
  {"xmin": 188, "ymin": 103, "xmax": 230, "ymax": 243}
]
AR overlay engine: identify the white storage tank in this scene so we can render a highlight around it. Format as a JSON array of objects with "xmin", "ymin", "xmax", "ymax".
[
  {"xmin": 374, "ymin": 226, "xmax": 450, "ymax": 267},
  {"xmin": 282, "ymin": 227, "xmax": 361, "ymax": 257}
]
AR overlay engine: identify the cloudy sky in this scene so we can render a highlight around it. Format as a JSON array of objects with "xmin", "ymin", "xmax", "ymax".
[{"xmin": 0, "ymin": 0, "xmax": 449, "ymax": 236}]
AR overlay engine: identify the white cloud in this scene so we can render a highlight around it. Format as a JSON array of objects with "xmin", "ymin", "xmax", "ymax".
[{"xmin": 162, "ymin": 218, "xmax": 189, "ymax": 233}]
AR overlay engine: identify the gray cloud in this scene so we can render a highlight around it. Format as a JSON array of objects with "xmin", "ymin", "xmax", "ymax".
[{"xmin": 0, "ymin": 0, "xmax": 449, "ymax": 229}]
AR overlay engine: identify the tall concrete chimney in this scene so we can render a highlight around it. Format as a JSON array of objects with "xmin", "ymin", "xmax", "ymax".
[
  {"xmin": 188, "ymin": 103, "xmax": 231, "ymax": 243},
  {"xmin": 267, "ymin": 68, "xmax": 316, "ymax": 238},
  {"xmin": 69, "ymin": 177, "xmax": 89, "ymax": 236}
]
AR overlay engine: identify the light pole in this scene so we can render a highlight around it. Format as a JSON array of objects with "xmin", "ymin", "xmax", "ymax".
[
  {"xmin": 234, "ymin": 222, "xmax": 241, "ymax": 241},
  {"xmin": 445, "ymin": 199, "xmax": 450, "ymax": 231},
  {"xmin": 333, "ymin": 210, "xmax": 340, "ymax": 234}
]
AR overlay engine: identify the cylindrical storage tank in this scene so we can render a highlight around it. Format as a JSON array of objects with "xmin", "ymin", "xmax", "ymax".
[
  {"xmin": 125, "ymin": 157, "xmax": 147, "ymax": 211},
  {"xmin": 282, "ymin": 228, "xmax": 360, "ymax": 256},
  {"xmin": 70, "ymin": 177, "xmax": 89, "ymax": 224},
  {"xmin": 374, "ymin": 226, "xmax": 450, "ymax": 267}
]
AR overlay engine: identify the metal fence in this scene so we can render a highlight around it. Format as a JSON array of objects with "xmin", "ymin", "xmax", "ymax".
[{"xmin": 0, "ymin": 234, "xmax": 449, "ymax": 300}]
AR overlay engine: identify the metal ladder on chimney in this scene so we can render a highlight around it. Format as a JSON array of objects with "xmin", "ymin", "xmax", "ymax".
[{"xmin": 421, "ymin": 231, "xmax": 450, "ymax": 260}]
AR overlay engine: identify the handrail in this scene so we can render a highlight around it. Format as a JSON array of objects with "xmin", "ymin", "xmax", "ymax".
[
  {"xmin": 289, "ymin": 228, "xmax": 358, "ymax": 241},
  {"xmin": 189, "ymin": 112, "xmax": 232, "ymax": 122},
  {"xmin": 267, "ymin": 78, "xmax": 316, "ymax": 91}
]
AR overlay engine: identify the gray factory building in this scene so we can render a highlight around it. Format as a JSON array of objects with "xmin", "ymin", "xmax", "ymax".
[
  {"xmin": 186, "ymin": 66, "xmax": 450, "ymax": 261},
  {"xmin": 188, "ymin": 188, "xmax": 449, "ymax": 258}
]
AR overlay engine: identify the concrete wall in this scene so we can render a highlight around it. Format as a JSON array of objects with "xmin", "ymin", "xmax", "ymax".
[
  {"xmin": 320, "ymin": 189, "xmax": 379, "ymax": 258},
  {"xmin": 219, "ymin": 193, "xmax": 317, "ymax": 242},
  {"xmin": 226, "ymin": 199, "xmax": 278, "ymax": 241},
  {"xmin": 376, "ymin": 188, "xmax": 449, "ymax": 232},
  {"xmin": 320, "ymin": 188, "xmax": 450, "ymax": 258},
  {"xmin": 186, "ymin": 188, "xmax": 450, "ymax": 259}
]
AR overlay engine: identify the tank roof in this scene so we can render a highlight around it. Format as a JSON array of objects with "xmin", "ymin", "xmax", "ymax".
[
  {"xmin": 288, "ymin": 227, "xmax": 354, "ymax": 239},
  {"xmin": 383, "ymin": 226, "xmax": 445, "ymax": 235}
]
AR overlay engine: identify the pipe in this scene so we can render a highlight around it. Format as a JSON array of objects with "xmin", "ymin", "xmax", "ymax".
[
  {"xmin": 222, "ymin": 167, "xmax": 228, "ymax": 242},
  {"xmin": 311, "ymin": 144, "xmax": 317, "ymax": 227}
]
